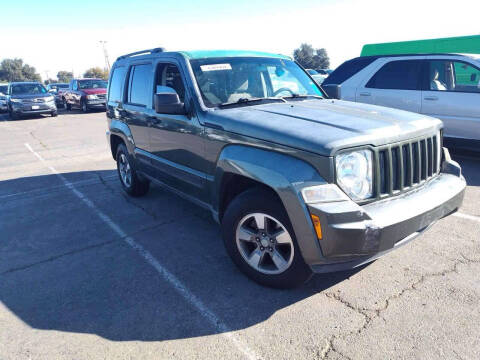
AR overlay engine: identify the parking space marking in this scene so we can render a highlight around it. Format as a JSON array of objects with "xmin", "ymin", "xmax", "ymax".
[
  {"xmin": 24, "ymin": 143, "xmax": 260, "ymax": 360},
  {"xmin": 0, "ymin": 175, "xmax": 117, "ymax": 200},
  {"xmin": 454, "ymin": 212, "xmax": 480, "ymax": 223}
]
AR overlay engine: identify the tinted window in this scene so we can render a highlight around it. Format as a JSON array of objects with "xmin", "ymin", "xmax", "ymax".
[
  {"xmin": 128, "ymin": 64, "xmax": 152, "ymax": 106},
  {"xmin": 323, "ymin": 57, "xmax": 377, "ymax": 85},
  {"xmin": 367, "ymin": 60, "xmax": 421, "ymax": 90},
  {"xmin": 108, "ymin": 67, "xmax": 126, "ymax": 102}
]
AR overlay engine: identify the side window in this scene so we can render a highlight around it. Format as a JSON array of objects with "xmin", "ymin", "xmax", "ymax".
[
  {"xmin": 428, "ymin": 60, "xmax": 450, "ymax": 91},
  {"xmin": 127, "ymin": 64, "xmax": 152, "ymax": 106},
  {"xmin": 366, "ymin": 60, "xmax": 421, "ymax": 90},
  {"xmin": 453, "ymin": 61, "xmax": 480, "ymax": 93},
  {"xmin": 108, "ymin": 66, "xmax": 126, "ymax": 102},
  {"xmin": 154, "ymin": 63, "xmax": 186, "ymax": 102},
  {"xmin": 72, "ymin": 81, "xmax": 78, "ymax": 91}
]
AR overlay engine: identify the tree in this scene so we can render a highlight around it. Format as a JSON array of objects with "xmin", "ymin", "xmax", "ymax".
[
  {"xmin": 83, "ymin": 67, "xmax": 109, "ymax": 80},
  {"xmin": 0, "ymin": 58, "xmax": 42, "ymax": 82},
  {"xmin": 57, "ymin": 71, "xmax": 73, "ymax": 83},
  {"xmin": 44, "ymin": 79, "xmax": 56, "ymax": 85},
  {"xmin": 293, "ymin": 43, "xmax": 330, "ymax": 70}
]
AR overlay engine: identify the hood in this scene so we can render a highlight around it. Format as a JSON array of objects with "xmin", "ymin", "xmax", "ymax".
[
  {"xmin": 9, "ymin": 93, "xmax": 52, "ymax": 100},
  {"xmin": 207, "ymin": 99, "xmax": 442, "ymax": 156},
  {"xmin": 81, "ymin": 88, "xmax": 107, "ymax": 95}
]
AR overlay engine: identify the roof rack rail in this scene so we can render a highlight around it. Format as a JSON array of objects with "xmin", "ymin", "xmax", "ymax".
[{"xmin": 117, "ymin": 47, "xmax": 165, "ymax": 60}]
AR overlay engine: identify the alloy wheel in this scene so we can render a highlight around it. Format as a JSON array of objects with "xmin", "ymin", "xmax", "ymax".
[
  {"xmin": 235, "ymin": 212, "xmax": 294, "ymax": 275},
  {"xmin": 118, "ymin": 153, "xmax": 132, "ymax": 188}
]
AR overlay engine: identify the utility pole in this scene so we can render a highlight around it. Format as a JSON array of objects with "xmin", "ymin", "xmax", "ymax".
[{"xmin": 99, "ymin": 41, "xmax": 111, "ymax": 72}]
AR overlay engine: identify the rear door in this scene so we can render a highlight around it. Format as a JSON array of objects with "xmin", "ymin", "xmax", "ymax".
[
  {"xmin": 355, "ymin": 59, "xmax": 423, "ymax": 113},
  {"xmin": 421, "ymin": 59, "xmax": 480, "ymax": 141},
  {"xmin": 122, "ymin": 62, "xmax": 155, "ymax": 166}
]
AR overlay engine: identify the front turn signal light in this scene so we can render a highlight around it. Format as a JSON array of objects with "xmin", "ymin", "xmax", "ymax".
[{"xmin": 310, "ymin": 214, "xmax": 323, "ymax": 240}]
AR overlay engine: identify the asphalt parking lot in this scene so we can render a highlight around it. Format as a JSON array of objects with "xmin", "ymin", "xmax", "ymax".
[{"xmin": 0, "ymin": 110, "xmax": 479, "ymax": 360}]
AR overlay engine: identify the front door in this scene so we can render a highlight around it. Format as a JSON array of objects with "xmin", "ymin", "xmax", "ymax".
[
  {"xmin": 148, "ymin": 61, "xmax": 207, "ymax": 201},
  {"xmin": 421, "ymin": 59, "xmax": 480, "ymax": 141}
]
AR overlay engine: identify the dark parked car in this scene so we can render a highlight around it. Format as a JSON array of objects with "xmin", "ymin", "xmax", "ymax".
[
  {"xmin": 106, "ymin": 48, "xmax": 465, "ymax": 288},
  {"xmin": 46, "ymin": 83, "xmax": 69, "ymax": 106},
  {"xmin": 63, "ymin": 78, "xmax": 107, "ymax": 112},
  {"xmin": 0, "ymin": 83, "xmax": 8, "ymax": 113},
  {"xmin": 7, "ymin": 82, "xmax": 57, "ymax": 119}
]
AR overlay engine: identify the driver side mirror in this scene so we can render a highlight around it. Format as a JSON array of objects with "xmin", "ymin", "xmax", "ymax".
[
  {"xmin": 154, "ymin": 92, "xmax": 186, "ymax": 115},
  {"xmin": 322, "ymin": 84, "xmax": 341, "ymax": 99}
]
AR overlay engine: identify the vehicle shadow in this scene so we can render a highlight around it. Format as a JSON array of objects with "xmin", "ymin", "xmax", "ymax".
[
  {"xmin": 0, "ymin": 169, "xmax": 364, "ymax": 342},
  {"xmin": 452, "ymin": 154, "xmax": 480, "ymax": 186}
]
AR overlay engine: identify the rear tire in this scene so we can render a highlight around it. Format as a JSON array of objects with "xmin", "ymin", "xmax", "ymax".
[
  {"xmin": 116, "ymin": 143, "xmax": 150, "ymax": 197},
  {"xmin": 9, "ymin": 110, "xmax": 18, "ymax": 120},
  {"xmin": 222, "ymin": 187, "xmax": 312, "ymax": 288}
]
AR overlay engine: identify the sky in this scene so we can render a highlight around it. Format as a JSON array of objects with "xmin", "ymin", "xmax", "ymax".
[{"xmin": 2, "ymin": 0, "xmax": 479, "ymax": 81}]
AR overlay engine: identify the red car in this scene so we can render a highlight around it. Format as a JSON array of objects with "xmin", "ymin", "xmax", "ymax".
[{"xmin": 63, "ymin": 78, "xmax": 107, "ymax": 112}]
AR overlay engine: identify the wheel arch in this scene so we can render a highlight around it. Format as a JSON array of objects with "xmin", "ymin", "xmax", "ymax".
[
  {"xmin": 213, "ymin": 145, "xmax": 328, "ymax": 265},
  {"xmin": 108, "ymin": 119, "xmax": 135, "ymax": 160}
]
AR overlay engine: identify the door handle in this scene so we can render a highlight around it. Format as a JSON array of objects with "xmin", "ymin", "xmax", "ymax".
[
  {"xmin": 424, "ymin": 96, "xmax": 438, "ymax": 101},
  {"xmin": 359, "ymin": 92, "xmax": 371, "ymax": 97}
]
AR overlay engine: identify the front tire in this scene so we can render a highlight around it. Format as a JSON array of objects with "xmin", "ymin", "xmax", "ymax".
[
  {"xmin": 116, "ymin": 143, "xmax": 150, "ymax": 197},
  {"xmin": 51, "ymin": 111, "xmax": 58, "ymax": 117},
  {"xmin": 64, "ymin": 99, "xmax": 71, "ymax": 111},
  {"xmin": 9, "ymin": 110, "xmax": 18, "ymax": 120},
  {"xmin": 81, "ymin": 99, "xmax": 88, "ymax": 113},
  {"xmin": 222, "ymin": 187, "xmax": 312, "ymax": 288}
]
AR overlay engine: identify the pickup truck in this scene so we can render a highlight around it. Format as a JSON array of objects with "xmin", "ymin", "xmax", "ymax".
[
  {"xmin": 63, "ymin": 78, "xmax": 107, "ymax": 112},
  {"xmin": 106, "ymin": 48, "xmax": 466, "ymax": 288}
]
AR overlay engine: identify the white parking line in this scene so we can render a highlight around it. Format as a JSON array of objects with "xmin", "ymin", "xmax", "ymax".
[
  {"xmin": 24, "ymin": 142, "xmax": 260, "ymax": 360},
  {"xmin": 454, "ymin": 212, "xmax": 480, "ymax": 223}
]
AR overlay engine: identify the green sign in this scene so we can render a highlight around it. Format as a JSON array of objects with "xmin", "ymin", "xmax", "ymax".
[{"xmin": 361, "ymin": 35, "xmax": 480, "ymax": 56}]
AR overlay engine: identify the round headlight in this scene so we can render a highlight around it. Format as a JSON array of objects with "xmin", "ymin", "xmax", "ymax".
[{"xmin": 336, "ymin": 149, "xmax": 373, "ymax": 200}]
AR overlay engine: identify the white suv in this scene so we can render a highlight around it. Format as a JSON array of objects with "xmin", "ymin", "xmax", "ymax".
[{"xmin": 323, "ymin": 54, "xmax": 480, "ymax": 151}]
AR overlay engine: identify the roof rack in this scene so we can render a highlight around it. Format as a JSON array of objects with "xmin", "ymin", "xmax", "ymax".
[{"xmin": 117, "ymin": 47, "xmax": 165, "ymax": 60}]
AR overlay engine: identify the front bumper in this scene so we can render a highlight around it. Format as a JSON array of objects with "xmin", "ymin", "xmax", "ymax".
[
  {"xmin": 11, "ymin": 102, "xmax": 56, "ymax": 115},
  {"xmin": 307, "ymin": 149, "xmax": 466, "ymax": 272},
  {"xmin": 86, "ymin": 99, "xmax": 106, "ymax": 109}
]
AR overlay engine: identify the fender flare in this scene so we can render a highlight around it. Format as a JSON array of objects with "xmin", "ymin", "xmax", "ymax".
[
  {"xmin": 213, "ymin": 145, "xmax": 327, "ymax": 264},
  {"xmin": 108, "ymin": 119, "xmax": 135, "ymax": 159}
]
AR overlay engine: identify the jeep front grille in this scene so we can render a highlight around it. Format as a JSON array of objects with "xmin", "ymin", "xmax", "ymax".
[{"xmin": 374, "ymin": 133, "xmax": 441, "ymax": 198}]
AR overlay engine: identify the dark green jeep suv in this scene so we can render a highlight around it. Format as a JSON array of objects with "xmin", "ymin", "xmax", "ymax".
[{"xmin": 106, "ymin": 48, "xmax": 465, "ymax": 288}]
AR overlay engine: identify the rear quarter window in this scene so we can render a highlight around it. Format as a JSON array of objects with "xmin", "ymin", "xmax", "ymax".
[{"xmin": 108, "ymin": 66, "xmax": 127, "ymax": 102}]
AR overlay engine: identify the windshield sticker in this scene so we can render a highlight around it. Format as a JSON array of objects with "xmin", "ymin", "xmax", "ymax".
[{"xmin": 200, "ymin": 64, "xmax": 232, "ymax": 72}]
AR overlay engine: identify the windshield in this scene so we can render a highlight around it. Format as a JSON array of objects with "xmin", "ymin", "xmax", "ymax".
[
  {"xmin": 0, "ymin": 85, "xmax": 7, "ymax": 95},
  {"xmin": 190, "ymin": 57, "xmax": 324, "ymax": 107},
  {"xmin": 307, "ymin": 69, "xmax": 319, "ymax": 75},
  {"xmin": 11, "ymin": 83, "xmax": 47, "ymax": 95},
  {"xmin": 78, "ymin": 80, "xmax": 107, "ymax": 89}
]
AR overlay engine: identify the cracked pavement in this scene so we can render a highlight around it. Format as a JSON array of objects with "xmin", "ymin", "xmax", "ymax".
[{"xmin": 0, "ymin": 110, "xmax": 479, "ymax": 359}]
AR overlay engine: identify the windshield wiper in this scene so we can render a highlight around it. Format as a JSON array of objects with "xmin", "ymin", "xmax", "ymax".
[
  {"xmin": 218, "ymin": 97, "xmax": 286, "ymax": 108},
  {"xmin": 282, "ymin": 94, "xmax": 323, "ymax": 100}
]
